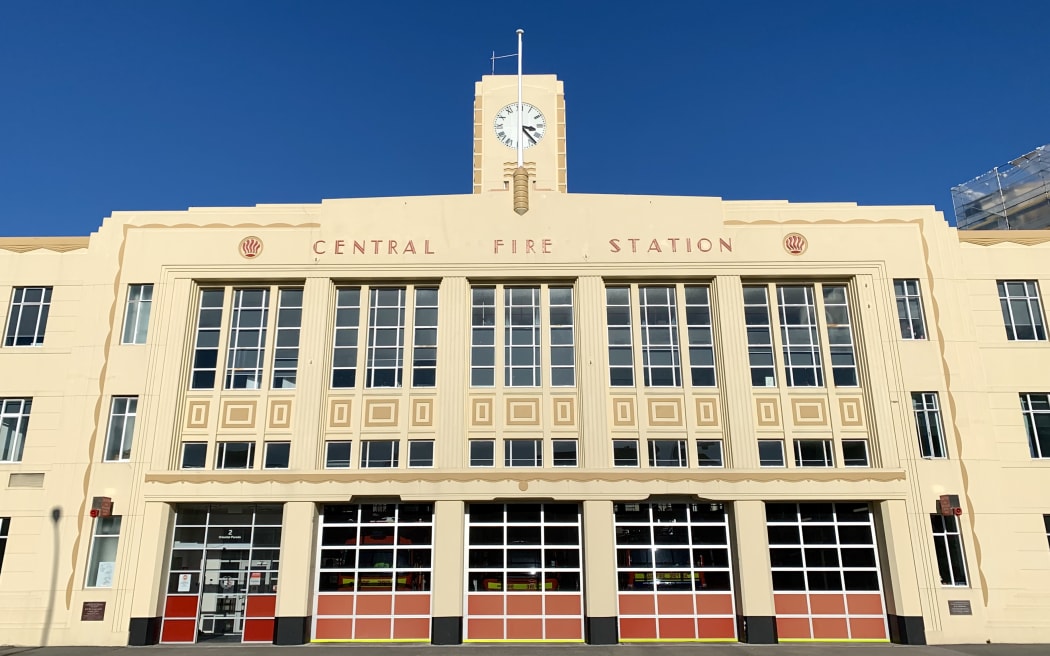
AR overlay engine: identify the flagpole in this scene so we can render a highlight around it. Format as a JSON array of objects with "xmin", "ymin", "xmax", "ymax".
[{"xmin": 516, "ymin": 29, "xmax": 524, "ymax": 169}]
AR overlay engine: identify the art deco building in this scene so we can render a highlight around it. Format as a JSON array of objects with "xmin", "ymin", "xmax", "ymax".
[{"xmin": 1, "ymin": 73, "xmax": 1050, "ymax": 647}]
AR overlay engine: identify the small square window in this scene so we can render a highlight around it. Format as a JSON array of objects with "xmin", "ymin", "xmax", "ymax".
[
  {"xmin": 793, "ymin": 439, "xmax": 833, "ymax": 467},
  {"xmin": 758, "ymin": 440, "xmax": 785, "ymax": 467},
  {"xmin": 505, "ymin": 439, "xmax": 542, "ymax": 467},
  {"xmin": 469, "ymin": 440, "xmax": 494, "ymax": 467},
  {"xmin": 552, "ymin": 439, "xmax": 578, "ymax": 467},
  {"xmin": 696, "ymin": 440, "xmax": 724, "ymax": 467},
  {"xmin": 360, "ymin": 440, "xmax": 399, "ymax": 468},
  {"xmin": 841, "ymin": 440, "xmax": 869, "ymax": 467},
  {"xmin": 216, "ymin": 442, "xmax": 255, "ymax": 469},
  {"xmin": 263, "ymin": 442, "xmax": 290, "ymax": 469},
  {"xmin": 408, "ymin": 440, "xmax": 434, "ymax": 467},
  {"xmin": 613, "ymin": 439, "xmax": 639, "ymax": 467},
  {"xmin": 325, "ymin": 441, "xmax": 351, "ymax": 469},
  {"xmin": 181, "ymin": 442, "xmax": 207, "ymax": 469}
]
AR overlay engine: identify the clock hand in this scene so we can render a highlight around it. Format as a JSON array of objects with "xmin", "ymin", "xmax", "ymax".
[{"xmin": 522, "ymin": 127, "xmax": 538, "ymax": 145}]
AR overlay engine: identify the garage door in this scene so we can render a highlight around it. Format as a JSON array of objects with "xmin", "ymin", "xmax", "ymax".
[
  {"xmin": 766, "ymin": 502, "xmax": 888, "ymax": 642},
  {"xmin": 614, "ymin": 501, "xmax": 736, "ymax": 642}
]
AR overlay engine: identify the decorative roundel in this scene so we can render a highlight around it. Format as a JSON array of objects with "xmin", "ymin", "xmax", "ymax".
[
  {"xmin": 784, "ymin": 232, "xmax": 808, "ymax": 256},
  {"xmin": 239, "ymin": 236, "xmax": 264, "ymax": 259}
]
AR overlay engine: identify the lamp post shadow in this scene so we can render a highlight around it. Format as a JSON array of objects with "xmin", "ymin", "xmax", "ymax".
[{"xmin": 42, "ymin": 506, "xmax": 62, "ymax": 646}]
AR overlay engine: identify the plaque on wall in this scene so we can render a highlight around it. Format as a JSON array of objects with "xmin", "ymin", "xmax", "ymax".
[
  {"xmin": 81, "ymin": 601, "xmax": 106, "ymax": 621},
  {"xmin": 948, "ymin": 600, "xmax": 972, "ymax": 615}
]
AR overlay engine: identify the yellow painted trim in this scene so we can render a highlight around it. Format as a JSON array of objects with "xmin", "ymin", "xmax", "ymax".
[
  {"xmin": 463, "ymin": 639, "xmax": 586, "ymax": 643},
  {"xmin": 311, "ymin": 639, "xmax": 430, "ymax": 643},
  {"xmin": 779, "ymin": 638, "xmax": 890, "ymax": 643},
  {"xmin": 619, "ymin": 638, "xmax": 737, "ymax": 643}
]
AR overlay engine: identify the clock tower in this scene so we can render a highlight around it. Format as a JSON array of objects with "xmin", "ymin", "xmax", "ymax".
[{"xmin": 473, "ymin": 74, "xmax": 567, "ymax": 195}]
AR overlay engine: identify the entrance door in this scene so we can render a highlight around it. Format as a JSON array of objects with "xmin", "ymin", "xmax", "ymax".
[{"xmin": 160, "ymin": 504, "xmax": 282, "ymax": 644}]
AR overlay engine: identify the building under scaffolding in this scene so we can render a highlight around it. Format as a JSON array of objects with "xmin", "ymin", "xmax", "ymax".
[{"xmin": 952, "ymin": 144, "xmax": 1050, "ymax": 230}]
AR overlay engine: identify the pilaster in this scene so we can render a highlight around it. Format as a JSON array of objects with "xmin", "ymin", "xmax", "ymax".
[
  {"xmin": 730, "ymin": 499, "xmax": 776, "ymax": 643},
  {"xmin": 437, "ymin": 277, "xmax": 469, "ymax": 468},
  {"xmin": 576, "ymin": 276, "xmax": 610, "ymax": 467},
  {"xmin": 274, "ymin": 501, "xmax": 319, "ymax": 644},
  {"xmin": 714, "ymin": 275, "xmax": 756, "ymax": 468},
  {"xmin": 431, "ymin": 500, "xmax": 465, "ymax": 644}
]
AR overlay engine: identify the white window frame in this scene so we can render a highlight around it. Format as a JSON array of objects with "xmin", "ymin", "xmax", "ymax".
[
  {"xmin": 360, "ymin": 439, "xmax": 399, "ymax": 468},
  {"xmin": 998, "ymin": 280, "xmax": 1047, "ymax": 341},
  {"xmin": 469, "ymin": 439, "xmax": 495, "ymax": 467},
  {"xmin": 85, "ymin": 515, "xmax": 122, "ymax": 588},
  {"xmin": 215, "ymin": 441, "xmax": 255, "ymax": 469},
  {"xmin": 613, "ymin": 439, "xmax": 639, "ymax": 467},
  {"xmin": 0, "ymin": 398, "xmax": 32, "ymax": 463},
  {"xmin": 778, "ymin": 285, "xmax": 824, "ymax": 387},
  {"xmin": 893, "ymin": 279, "xmax": 927, "ymax": 340},
  {"xmin": 271, "ymin": 288, "xmax": 303, "ymax": 389},
  {"xmin": 180, "ymin": 442, "xmax": 207, "ymax": 469},
  {"xmin": 4, "ymin": 286, "xmax": 52, "ymax": 347},
  {"xmin": 647, "ymin": 439, "xmax": 687, "ymax": 467},
  {"xmin": 0, "ymin": 517, "xmax": 8, "ymax": 574},
  {"xmin": 189, "ymin": 288, "xmax": 225, "ymax": 389},
  {"xmin": 408, "ymin": 439, "xmax": 434, "ymax": 467},
  {"xmin": 331, "ymin": 287, "xmax": 362, "ymax": 388},
  {"xmin": 365, "ymin": 287, "xmax": 407, "ymax": 388},
  {"xmin": 549, "ymin": 287, "xmax": 576, "ymax": 387},
  {"xmin": 505, "ymin": 287, "xmax": 541, "ymax": 387},
  {"xmin": 263, "ymin": 441, "xmax": 290, "ymax": 469},
  {"xmin": 324, "ymin": 441, "xmax": 352, "ymax": 469},
  {"xmin": 606, "ymin": 286, "xmax": 634, "ymax": 387},
  {"xmin": 552, "ymin": 439, "xmax": 578, "ymax": 467},
  {"xmin": 103, "ymin": 396, "xmax": 138, "ymax": 462},
  {"xmin": 411, "ymin": 287, "xmax": 439, "ymax": 388},
  {"xmin": 639, "ymin": 286, "xmax": 682, "ymax": 387},
  {"xmin": 823, "ymin": 285, "xmax": 858, "ymax": 386},
  {"xmin": 841, "ymin": 439, "xmax": 870, "ymax": 467},
  {"xmin": 696, "ymin": 439, "xmax": 724, "ymax": 467},
  {"xmin": 743, "ymin": 286, "xmax": 776, "ymax": 387},
  {"xmin": 504, "ymin": 438, "xmax": 542, "ymax": 467},
  {"xmin": 224, "ymin": 288, "xmax": 271, "ymax": 390},
  {"xmin": 793, "ymin": 439, "xmax": 834, "ymax": 467},
  {"xmin": 684, "ymin": 285, "xmax": 716, "ymax": 387},
  {"xmin": 912, "ymin": 392, "xmax": 947, "ymax": 459},
  {"xmin": 758, "ymin": 439, "xmax": 785, "ymax": 467},
  {"xmin": 121, "ymin": 283, "xmax": 153, "ymax": 344},
  {"xmin": 1021, "ymin": 393, "xmax": 1050, "ymax": 459},
  {"xmin": 930, "ymin": 514, "xmax": 969, "ymax": 587}
]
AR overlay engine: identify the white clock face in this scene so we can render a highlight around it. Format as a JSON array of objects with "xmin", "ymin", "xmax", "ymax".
[{"xmin": 494, "ymin": 102, "xmax": 546, "ymax": 149}]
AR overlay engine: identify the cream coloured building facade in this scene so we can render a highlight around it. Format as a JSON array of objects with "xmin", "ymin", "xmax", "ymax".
[{"xmin": 1, "ymin": 74, "xmax": 1050, "ymax": 647}]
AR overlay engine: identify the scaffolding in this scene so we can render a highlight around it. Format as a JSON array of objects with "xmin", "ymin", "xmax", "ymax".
[{"xmin": 951, "ymin": 144, "xmax": 1050, "ymax": 230}]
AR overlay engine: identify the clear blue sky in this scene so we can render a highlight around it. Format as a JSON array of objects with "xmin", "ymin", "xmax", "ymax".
[{"xmin": 1, "ymin": 1, "xmax": 1047, "ymax": 236}]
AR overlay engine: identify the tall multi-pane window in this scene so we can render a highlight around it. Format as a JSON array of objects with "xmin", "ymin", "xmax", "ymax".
[
  {"xmin": 639, "ymin": 286, "xmax": 682, "ymax": 386},
  {"xmin": 912, "ymin": 392, "xmax": 947, "ymax": 458},
  {"xmin": 684, "ymin": 286, "xmax": 716, "ymax": 386},
  {"xmin": 271, "ymin": 288, "xmax": 302, "ymax": 389},
  {"xmin": 470, "ymin": 287, "xmax": 496, "ymax": 387},
  {"xmin": 121, "ymin": 284, "xmax": 153, "ymax": 344},
  {"xmin": 998, "ymin": 280, "xmax": 1046, "ymax": 341},
  {"xmin": 778, "ymin": 285, "xmax": 823, "ymax": 387},
  {"xmin": 606, "ymin": 286, "xmax": 634, "ymax": 386},
  {"xmin": 225, "ymin": 288, "xmax": 270, "ymax": 389},
  {"xmin": 1020, "ymin": 393, "xmax": 1050, "ymax": 459},
  {"xmin": 412, "ymin": 288, "xmax": 438, "ymax": 387},
  {"xmin": 366, "ymin": 288, "xmax": 406, "ymax": 388},
  {"xmin": 549, "ymin": 287, "xmax": 575, "ymax": 386},
  {"xmin": 190, "ymin": 289, "xmax": 224, "ymax": 389},
  {"xmin": 0, "ymin": 398, "xmax": 32, "ymax": 463},
  {"xmin": 470, "ymin": 284, "xmax": 576, "ymax": 388},
  {"xmin": 85, "ymin": 516, "xmax": 122, "ymax": 588},
  {"xmin": 332, "ymin": 287, "xmax": 362, "ymax": 388},
  {"xmin": 893, "ymin": 279, "xmax": 926, "ymax": 340},
  {"xmin": 505, "ymin": 287, "xmax": 541, "ymax": 387},
  {"xmin": 823, "ymin": 285, "xmax": 857, "ymax": 386},
  {"xmin": 103, "ymin": 397, "xmax": 138, "ymax": 462},
  {"xmin": 930, "ymin": 514, "xmax": 968, "ymax": 586},
  {"xmin": 4, "ymin": 286, "xmax": 52, "ymax": 347},
  {"xmin": 743, "ymin": 286, "xmax": 776, "ymax": 387}
]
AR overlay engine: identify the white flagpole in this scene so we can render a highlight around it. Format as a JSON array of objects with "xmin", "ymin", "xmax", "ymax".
[{"xmin": 516, "ymin": 28, "xmax": 524, "ymax": 168}]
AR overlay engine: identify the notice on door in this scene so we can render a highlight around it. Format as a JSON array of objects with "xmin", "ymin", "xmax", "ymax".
[{"xmin": 177, "ymin": 573, "xmax": 192, "ymax": 592}]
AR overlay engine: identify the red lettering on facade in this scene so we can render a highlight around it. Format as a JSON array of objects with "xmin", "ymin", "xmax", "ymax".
[
  {"xmin": 648, "ymin": 239, "xmax": 662, "ymax": 253},
  {"xmin": 526, "ymin": 239, "xmax": 536, "ymax": 254},
  {"xmin": 698, "ymin": 238, "xmax": 712, "ymax": 252},
  {"xmin": 354, "ymin": 240, "xmax": 366, "ymax": 254},
  {"xmin": 403, "ymin": 240, "xmax": 416, "ymax": 254},
  {"xmin": 388, "ymin": 240, "xmax": 398, "ymax": 254},
  {"xmin": 609, "ymin": 239, "xmax": 621, "ymax": 253},
  {"xmin": 542, "ymin": 239, "xmax": 552, "ymax": 254},
  {"xmin": 334, "ymin": 239, "xmax": 345, "ymax": 254},
  {"xmin": 312, "ymin": 240, "xmax": 326, "ymax": 254},
  {"xmin": 719, "ymin": 238, "xmax": 732, "ymax": 252}
]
